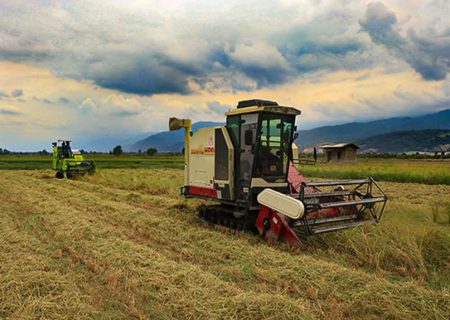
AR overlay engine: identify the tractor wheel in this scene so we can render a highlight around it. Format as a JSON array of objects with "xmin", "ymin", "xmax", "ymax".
[{"xmin": 55, "ymin": 171, "xmax": 64, "ymax": 179}]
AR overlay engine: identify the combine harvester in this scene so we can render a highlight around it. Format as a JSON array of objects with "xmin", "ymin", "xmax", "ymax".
[
  {"xmin": 52, "ymin": 140, "xmax": 96, "ymax": 179},
  {"xmin": 169, "ymin": 99, "xmax": 387, "ymax": 246}
]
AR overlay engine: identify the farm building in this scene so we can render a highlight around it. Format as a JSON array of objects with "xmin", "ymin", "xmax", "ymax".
[{"xmin": 320, "ymin": 143, "xmax": 359, "ymax": 163}]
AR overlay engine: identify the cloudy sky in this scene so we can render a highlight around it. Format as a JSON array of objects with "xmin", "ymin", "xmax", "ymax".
[{"xmin": 0, "ymin": 0, "xmax": 449, "ymax": 150}]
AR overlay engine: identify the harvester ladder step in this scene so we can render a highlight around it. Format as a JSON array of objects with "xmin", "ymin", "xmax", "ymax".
[
  {"xmin": 310, "ymin": 220, "xmax": 374, "ymax": 235},
  {"xmin": 317, "ymin": 197, "xmax": 386, "ymax": 209}
]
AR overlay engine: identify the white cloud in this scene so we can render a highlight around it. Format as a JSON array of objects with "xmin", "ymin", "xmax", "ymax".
[
  {"xmin": 360, "ymin": 1, "xmax": 450, "ymax": 80},
  {"xmin": 78, "ymin": 95, "xmax": 146, "ymax": 116},
  {"xmin": 103, "ymin": 94, "xmax": 142, "ymax": 109},
  {"xmin": 78, "ymin": 98, "xmax": 98, "ymax": 111},
  {"xmin": 0, "ymin": 1, "xmax": 449, "ymax": 150},
  {"xmin": 3, "ymin": 0, "xmax": 436, "ymax": 95},
  {"xmin": 102, "ymin": 94, "xmax": 144, "ymax": 115}
]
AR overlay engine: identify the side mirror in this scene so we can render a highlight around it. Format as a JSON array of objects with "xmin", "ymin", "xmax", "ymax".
[
  {"xmin": 245, "ymin": 129, "xmax": 253, "ymax": 145},
  {"xmin": 293, "ymin": 131, "xmax": 299, "ymax": 140}
]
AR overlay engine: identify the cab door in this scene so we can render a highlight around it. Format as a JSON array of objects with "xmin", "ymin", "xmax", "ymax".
[{"xmin": 238, "ymin": 113, "xmax": 259, "ymax": 200}]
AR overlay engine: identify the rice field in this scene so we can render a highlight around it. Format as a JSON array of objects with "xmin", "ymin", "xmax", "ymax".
[
  {"xmin": 0, "ymin": 154, "xmax": 184, "ymax": 170},
  {"xmin": 0, "ymin": 168, "xmax": 449, "ymax": 319},
  {"xmin": 301, "ymin": 158, "xmax": 450, "ymax": 185},
  {"xmin": 1, "ymin": 155, "xmax": 449, "ymax": 185}
]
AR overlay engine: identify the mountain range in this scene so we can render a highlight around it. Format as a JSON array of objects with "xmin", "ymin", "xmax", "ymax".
[
  {"xmin": 356, "ymin": 129, "xmax": 450, "ymax": 153},
  {"xmin": 127, "ymin": 109, "xmax": 450, "ymax": 153},
  {"xmin": 295, "ymin": 109, "xmax": 450, "ymax": 148},
  {"xmin": 127, "ymin": 121, "xmax": 223, "ymax": 152}
]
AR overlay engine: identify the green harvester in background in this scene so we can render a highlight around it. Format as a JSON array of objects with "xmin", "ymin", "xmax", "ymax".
[{"xmin": 52, "ymin": 140, "xmax": 96, "ymax": 179}]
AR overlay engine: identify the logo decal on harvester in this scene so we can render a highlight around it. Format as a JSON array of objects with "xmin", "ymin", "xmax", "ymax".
[
  {"xmin": 190, "ymin": 147, "xmax": 215, "ymax": 155},
  {"xmin": 207, "ymin": 135, "xmax": 214, "ymax": 146},
  {"xmin": 190, "ymin": 134, "xmax": 215, "ymax": 155},
  {"xmin": 191, "ymin": 149, "xmax": 204, "ymax": 155}
]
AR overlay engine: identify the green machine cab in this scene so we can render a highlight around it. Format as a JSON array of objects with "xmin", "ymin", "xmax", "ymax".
[{"xmin": 52, "ymin": 140, "xmax": 96, "ymax": 178}]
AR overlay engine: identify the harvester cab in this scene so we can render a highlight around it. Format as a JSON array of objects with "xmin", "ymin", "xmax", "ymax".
[
  {"xmin": 169, "ymin": 99, "xmax": 387, "ymax": 246},
  {"xmin": 52, "ymin": 140, "xmax": 96, "ymax": 179}
]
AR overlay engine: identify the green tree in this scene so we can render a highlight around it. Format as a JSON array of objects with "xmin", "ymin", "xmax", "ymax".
[
  {"xmin": 146, "ymin": 147, "xmax": 157, "ymax": 156},
  {"xmin": 112, "ymin": 145, "xmax": 123, "ymax": 156}
]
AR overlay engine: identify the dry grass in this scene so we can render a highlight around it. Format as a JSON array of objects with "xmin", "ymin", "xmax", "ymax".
[
  {"xmin": 0, "ymin": 169, "xmax": 449, "ymax": 319},
  {"xmin": 300, "ymin": 158, "xmax": 450, "ymax": 185}
]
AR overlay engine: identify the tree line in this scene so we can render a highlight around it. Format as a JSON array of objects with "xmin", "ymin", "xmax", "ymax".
[
  {"xmin": 110, "ymin": 145, "xmax": 158, "ymax": 156},
  {"xmin": 0, "ymin": 146, "xmax": 161, "ymax": 156}
]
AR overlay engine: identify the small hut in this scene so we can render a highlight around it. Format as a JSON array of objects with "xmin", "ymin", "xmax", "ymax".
[{"xmin": 320, "ymin": 143, "xmax": 359, "ymax": 163}]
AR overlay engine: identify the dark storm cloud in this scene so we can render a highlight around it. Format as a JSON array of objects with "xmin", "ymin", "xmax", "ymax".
[
  {"xmin": 11, "ymin": 89, "xmax": 23, "ymax": 97},
  {"xmin": 0, "ymin": 1, "xmax": 375, "ymax": 96},
  {"xmin": 359, "ymin": 2, "xmax": 400, "ymax": 44},
  {"xmin": 32, "ymin": 96, "xmax": 52, "ymax": 104},
  {"xmin": 291, "ymin": 43, "xmax": 366, "ymax": 74},
  {"xmin": 0, "ymin": 1, "xmax": 448, "ymax": 97},
  {"xmin": 82, "ymin": 44, "xmax": 300, "ymax": 95},
  {"xmin": 89, "ymin": 56, "xmax": 195, "ymax": 95},
  {"xmin": 234, "ymin": 63, "xmax": 292, "ymax": 88},
  {"xmin": 0, "ymin": 108, "xmax": 21, "ymax": 115},
  {"xmin": 58, "ymin": 97, "xmax": 70, "ymax": 104},
  {"xmin": 360, "ymin": 2, "xmax": 450, "ymax": 80},
  {"xmin": 293, "ymin": 41, "xmax": 363, "ymax": 57}
]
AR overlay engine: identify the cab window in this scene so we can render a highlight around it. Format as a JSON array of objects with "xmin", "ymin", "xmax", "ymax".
[
  {"xmin": 226, "ymin": 115, "xmax": 240, "ymax": 149},
  {"xmin": 256, "ymin": 113, "xmax": 294, "ymax": 179}
]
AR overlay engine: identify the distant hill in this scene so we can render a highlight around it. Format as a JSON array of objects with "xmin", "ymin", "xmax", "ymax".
[
  {"xmin": 128, "ymin": 109, "xmax": 450, "ymax": 153},
  {"xmin": 128, "ymin": 121, "xmax": 224, "ymax": 152},
  {"xmin": 77, "ymin": 132, "xmax": 153, "ymax": 152},
  {"xmin": 356, "ymin": 129, "xmax": 450, "ymax": 153},
  {"xmin": 296, "ymin": 109, "xmax": 450, "ymax": 148}
]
